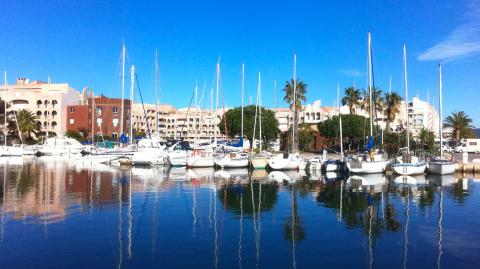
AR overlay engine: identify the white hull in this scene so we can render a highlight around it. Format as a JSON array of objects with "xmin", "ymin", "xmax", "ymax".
[
  {"xmin": 75, "ymin": 154, "xmax": 120, "ymax": 165},
  {"xmin": 392, "ymin": 161, "xmax": 427, "ymax": 175},
  {"xmin": 268, "ymin": 154, "xmax": 299, "ymax": 170},
  {"xmin": 347, "ymin": 160, "xmax": 389, "ymax": 174},
  {"xmin": 132, "ymin": 149, "xmax": 165, "ymax": 165},
  {"xmin": 427, "ymin": 161, "xmax": 456, "ymax": 175},
  {"xmin": 187, "ymin": 156, "xmax": 215, "ymax": 167},
  {"xmin": 215, "ymin": 156, "xmax": 249, "ymax": 168},
  {"xmin": 0, "ymin": 146, "xmax": 24, "ymax": 156},
  {"xmin": 168, "ymin": 151, "xmax": 189, "ymax": 166},
  {"xmin": 38, "ymin": 147, "xmax": 84, "ymax": 156}
]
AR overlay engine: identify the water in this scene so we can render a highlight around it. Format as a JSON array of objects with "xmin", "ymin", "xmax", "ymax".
[{"xmin": 0, "ymin": 157, "xmax": 479, "ymax": 269}]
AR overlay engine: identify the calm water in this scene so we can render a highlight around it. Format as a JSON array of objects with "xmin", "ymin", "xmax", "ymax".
[{"xmin": 0, "ymin": 157, "xmax": 479, "ymax": 269}]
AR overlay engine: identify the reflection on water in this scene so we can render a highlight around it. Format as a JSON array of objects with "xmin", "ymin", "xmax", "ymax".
[{"xmin": 0, "ymin": 157, "xmax": 479, "ymax": 268}]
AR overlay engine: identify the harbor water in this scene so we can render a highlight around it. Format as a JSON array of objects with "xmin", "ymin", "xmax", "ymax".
[{"xmin": 0, "ymin": 157, "xmax": 479, "ymax": 268}]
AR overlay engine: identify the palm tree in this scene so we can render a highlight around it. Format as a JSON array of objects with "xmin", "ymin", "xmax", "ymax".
[
  {"xmin": 8, "ymin": 109, "xmax": 40, "ymax": 142},
  {"xmin": 341, "ymin": 86, "xmax": 361, "ymax": 114},
  {"xmin": 443, "ymin": 111, "xmax": 474, "ymax": 140},
  {"xmin": 384, "ymin": 92, "xmax": 402, "ymax": 132},
  {"xmin": 283, "ymin": 79, "xmax": 307, "ymax": 152},
  {"xmin": 361, "ymin": 88, "xmax": 383, "ymax": 114}
]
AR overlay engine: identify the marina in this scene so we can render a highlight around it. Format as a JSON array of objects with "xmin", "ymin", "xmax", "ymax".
[{"xmin": 0, "ymin": 158, "xmax": 479, "ymax": 268}]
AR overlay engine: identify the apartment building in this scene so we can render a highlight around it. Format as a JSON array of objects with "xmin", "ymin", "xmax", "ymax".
[
  {"xmin": 66, "ymin": 95, "xmax": 131, "ymax": 140},
  {"xmin": 0, "ymin": 78, "xmax": 80, "ymax": 137}
]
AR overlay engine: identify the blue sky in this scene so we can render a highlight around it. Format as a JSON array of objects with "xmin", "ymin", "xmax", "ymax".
[{"xmin": 1, "ymin": 0, "xmax": 479, "ymax": 125}]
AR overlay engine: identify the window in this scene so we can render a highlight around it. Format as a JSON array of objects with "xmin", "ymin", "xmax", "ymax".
[
  {"xmin": 69, "ymin": 119, "xmax": 75, "ymax": 125},
  {"xmin": 70, "ymin": 107, "xmax": 75, "ymax": 113},
  {"xmin": 113, "ymin": 106, "xmax": 118, "ymax": 113},
  {"xmin": 97, "ymin": 106, "xmax": 102, "ymax": 116},
  {"xmin": 470, "ymin": 142, "xmax": 477, "ymax": 146}
]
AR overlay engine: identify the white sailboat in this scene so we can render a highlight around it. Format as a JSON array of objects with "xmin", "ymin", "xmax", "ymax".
[
  {"xmin": 187, "ymin": 149, "xmax": 215, "ymax": 168},
  {"xmin": 427, "ymin": 64, "xmax": 456, "ymax": 175},
  {"xmin": 215, "ymin": 64, "xmax": 250, "ymax": 168},
  {"xmin": 131, "ymin": 136, "xmax": 166, "ymax": 165},
  {"xmin": 325, "ymin": 85, "xmax": 347, "ymax": 172},
  {"xmin": 250, "ymin": 71, "xmax": 270, "ymax": 169},
  {"xmin": 267, "ymin": 53, "xmax": 300, "ymax": 170},
  {"xmin": 347, "ymin": 32, "xmax": 389, "ymax": 174},
  {"xmin": 38, "ymin": 137, "xmax": 85, "ymax": 156},
  {"xmin": 392, "ymin": 44, "xmax": 427, "ymax": 175}
]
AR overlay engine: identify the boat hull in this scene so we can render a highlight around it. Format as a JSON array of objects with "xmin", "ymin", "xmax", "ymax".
[
  {"xmin": 347, "ymin": 160, "xmax": 389, "ymax": 174},
  {"xmin": 268, "ymin": 157, "xmax": 299, "ymax": 170},
  {"xmin": 251, "ymin": 157, "xmax": 269, "ymax": 169},
  {"xmin": 215, "ymin": 157, "xmax": 249, "ymax": 168},
  {"xmin": 427, "ymin": 161, "xmax": 456, "ymax": 175},
  {"xmin": 187, "ymin": 156, "xmax": 215, "ymax": 168},
  {"xmin": 392, "ymin": 162, "xmax": 427, "ymax": 175}
]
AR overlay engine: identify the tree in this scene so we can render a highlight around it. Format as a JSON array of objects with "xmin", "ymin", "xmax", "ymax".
[
  {"xmin": 361, "ymin": 88, "xmax": 383, "ymax": 115},
  {"xmin": 8, "ymin": 109, "xmax": 40, "ymax": 144},
  {"xmin": 66, "ymin": 129, "xmax": 86, "ymax": 142},
  {"xmin": 443, "ymin": 111, "xmax": 474, "ymax": 140},
  {"xmin": 418, "ymin": 127, "xmax": 435, "ymax": 152},
  {"xmin": 341, "ymin": 86, "xmax": 361, "ymax": 114},
  {"xmin": 384, "ymin": 92, "xmax": 402, "ymax": 132},
  {"xmin": 298, "ymin": 124, "xmax": 316, "ymax": 152},
  {"xmin": 283, "ymin": 79, "xmax": 307, "ymax": 152},
  {"xmin": 317, "ymin": 114, "xmax": 370, "ymax": 148},
  {"xmin": 218, "ymin": 105, "xmax": 279, "ymax": 149}
]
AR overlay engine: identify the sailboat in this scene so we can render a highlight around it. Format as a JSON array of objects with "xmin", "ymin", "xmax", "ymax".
[
  {"xmin": 250, "ymin": 71, "xmax": 271, "ymax": 169},
  {"xmin": 392, "ymin": 44, "xmax": 427, "ymax": 175},
  {"xmin": 325, "ymin": 85, "xmax": 347, "ymax": 172},
  {"xmin": 346, "ymin": 32, "xmax": 389, "ymax": 174},
  {"xmin": 215, "ymin": 64, "xmax": 250, "ymax": 168},
  {"xmin": 427, "ymin": 64, "xmax": 456, "ymax": 175},
  {"xmin": 268, "ymin": 53, "xmax": 300, "ymax": 170}
]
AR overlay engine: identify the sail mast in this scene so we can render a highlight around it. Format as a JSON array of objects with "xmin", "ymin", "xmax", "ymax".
[
  {"xmin": 241, "ymin": 64, "xmax": 245, "ymax": 141},
  {"xmin": 368, "ymin": 32, "xmax": 374, "ymax": 137},
  {"xmin": 337, "ymin": 84, "xmax": 344, "ymax": 159},
  {"xmin": 120, "ymin": 44, "xmax": 126, "ymax": 136},
  {"xmin": 215, "ymin": 61, "xmax": 219, "ymax": 143},
  {"xmin": 130, "ymin": 65, "xmax": 135, "ymax": 144},
  {"xmin": 3, "ymin": 71, "xmax": 7, "ymax": 146},
  {"xmin": 403, "ymin": 44, "xmax": 410, "ymax": 153},
  {"xmin": 439, "ymin": 64, "xmax": 443, "ymax": 159},
  {"xmin": 155, "ymin": 49, "xmax": 159, "ymax": 136},
  {"xmin": 259, "ymin": 72, "xmax": 262, "ymax": 152},
  {"xmin": 292, "ymin": 52, "xmax": 297, "ymax": 153}
]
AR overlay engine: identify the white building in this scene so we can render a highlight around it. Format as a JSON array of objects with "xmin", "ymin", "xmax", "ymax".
[{"xmin": 0, "ymin": 78, "xmax": 80, "ymax": 137}]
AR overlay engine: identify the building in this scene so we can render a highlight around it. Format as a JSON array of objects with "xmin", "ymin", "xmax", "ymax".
[
  {"xmin": 394, "ymin": 96, "xmax": 439, "ymax": 137},
  {"xmin": 66, "ymin": 95, "xmax": 131, "ymax": 140},
  {"xmin": 0, "ymin": 78, "xmax": 80, "ymax": 137}
]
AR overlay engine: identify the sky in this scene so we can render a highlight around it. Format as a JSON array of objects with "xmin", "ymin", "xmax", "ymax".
[{"xmin": 1, "ymin": 0, "xmax": 479, "ymax": 125}]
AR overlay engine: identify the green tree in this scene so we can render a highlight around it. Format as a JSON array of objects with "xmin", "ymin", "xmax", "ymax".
[
  {"xmin": 218, "ymin": 105, "xmax": 279, "ymax": 149},
  {"xmin": 443, "ymin": 111, "xmax": 474, "ymax": 140},
  {"xmin": 66, "ymin": 129, "xmax": 86, "ymax": 142},
  {"xmin": 418, "ymin": 127, "xmax": 435, "ymax": 152},
  {"xmin": 341, "ymin": 86, "xmax": 361, "ymax": 114},
  {"xmin": 8, "ymin": 109, "xmax": 40, "ymax": 144},
  {"xmin": 317, "ymin": 114, "xmax": 370, "ymax": 147},
  {"xmin": 298, "ymin": 124, "xmax": 316, "ymax": 152},
  {"xmin": 383, "ymin": 91, "xmax": 402, "ymax": 132},
  {"xmin": 283, "ymin": 79, "xmax": 307, "ymax": 152}
]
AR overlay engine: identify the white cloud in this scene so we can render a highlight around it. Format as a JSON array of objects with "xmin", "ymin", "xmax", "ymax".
[
  {"xmin": 418, "ymin": 0, "xmax": 480, "ymax": 62},
  {"xmin": 338, "ymin": 69, "xmax": 364, "ymax": 77}
]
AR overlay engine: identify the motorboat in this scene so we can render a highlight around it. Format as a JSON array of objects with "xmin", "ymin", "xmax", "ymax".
[
  {"xmin": 214, "ymin": 152, "xmax": 249, "ymax": 168},
  {"xmin": 37, "ymin": 137, "xmax": 85, "ymax": 156},
  {"xmin": 187, "ymin": 149, "xmax": 215, "ymax": 168},
  {"xmin": 267, "ymin": 153, "xmax": 300, "ymax": 170},
  {"xmin": 131, "ymin": 137, "xmax": 166, "ymax": 166}
]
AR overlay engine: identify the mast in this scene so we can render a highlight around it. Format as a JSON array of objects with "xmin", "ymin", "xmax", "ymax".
[
  {"xmin": 292, "ymin": 52, "xmax": 297, "ymax": 153},
  {"xmin": 241, "ymin": 64, "xmax": 244, "ymax": 140},
  {"xmin": 91, "ymin": 90, "xmax": 95, "ymax": 143},
  {"xmin": 367, "ymin": 32, "xmax": 374, "ymax": 137},
  {"xmin": 403, "ymin": 44, "xmax": 410, "ymax": 153},
  {"xmin": 129, "ymin": 65, "xmax": 134, "ymax": 144},
  {"xmin": 3, "ymin": 71, "xmax": 7, "ymax": 146},
  {"xmin": 155, "ymin": 49, "xmax": 159, "ymax": 136},
  {"xmin": 337, "ymin": 85, "xmax": 344, "ymax": 159},
  {"xmin": 259, "ymin": 72, "xmax": 262, "ymax": 152},
  {"xmin": 439, "ymin": 64, "xmax": 443, "ymax": 159},
  {"xmin": 274, "ymin": 80, "xmax": 278, "ymax": 112},
  {"xmin": 215, "ymin": 61, "xmax": 219, "ymax": 143},
  {"xmin": 120, "ymin": 44, "xmax": 126, "ymax": 136}
]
